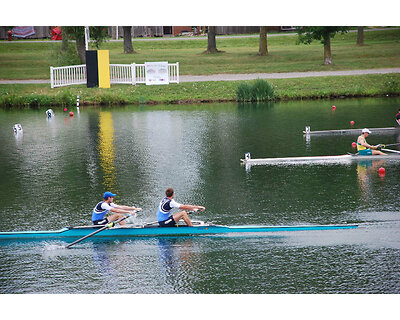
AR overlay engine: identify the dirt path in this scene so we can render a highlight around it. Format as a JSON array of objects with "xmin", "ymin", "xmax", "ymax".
[
  {"xmin": 179, "ymin": 68, "xmax": 400, "ymax": 82},
  {"xmin": 1, "ymin": 68, "xmax": 399, "ymax": 85}
]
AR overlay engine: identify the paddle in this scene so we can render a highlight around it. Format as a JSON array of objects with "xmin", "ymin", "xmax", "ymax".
[{"xmin": 65, "ymin": 214, "xmax": 132, "ymax": 249}]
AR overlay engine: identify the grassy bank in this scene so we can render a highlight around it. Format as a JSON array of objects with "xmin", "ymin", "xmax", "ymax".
[
  {"xmin": 0, "ymin": 29, "xmax": 399, "ymax": 80},
  {"xmin": 1, "ymin": 73, "xmax": 399, "ymax": 108}
]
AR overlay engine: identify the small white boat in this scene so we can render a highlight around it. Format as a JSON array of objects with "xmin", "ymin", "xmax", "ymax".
[
  {"xmin": 241, "ymin": 152, "xmax": 400, "ymax": 166},
  {"xmin": 303, "ymin": 126, "xmax": 400, "ymax": 135}
]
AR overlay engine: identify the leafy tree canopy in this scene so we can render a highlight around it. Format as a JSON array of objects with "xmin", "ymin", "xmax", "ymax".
[
  {"xmin": 62, "ymin": 26, "xmax": 108, "ymax": 48},
  {"xmin": 296, "ymin": 26, "xmax": 350, "ymax": 45}
]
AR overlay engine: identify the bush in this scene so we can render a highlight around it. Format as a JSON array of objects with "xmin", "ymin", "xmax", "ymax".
[
  {"xmin": 52, "ymin": 44, "xmax": 81, "ymax": 67},
  {"xmin": 253, "ymin": 79, "xmax": 274, "ymax": 101},
  {"xmin": 236, "ymin": 82, "xmax": 252, "ymax": 102},
  {"xmin": 236, "ymin": 79, "xmax": 274, "ymax": 102}
]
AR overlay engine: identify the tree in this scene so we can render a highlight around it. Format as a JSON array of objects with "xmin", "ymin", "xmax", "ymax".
[
  {"xmin": 123, "ymin": 26, "xmax": 135, "ymax": 53},
  {"xmin": 357, "ymin": 27, "xmax": 364, "ymax": 46},
  {"xmin": 62, "ymin": 27, "xmax": 108, "ymax": 63},
  {"xmin": 258, "ymin": 26, "xmax": 268, "ymax": 56},
  {"xmin": 204, "ymin": 26, "xmax": 220, "ymax": 53},
  {"xmin": 62, "ymin": 26, "xmax": 86, "ymax": 63},
  {"xmin": 296, "ymin": 26, "xmax": 349, "ymax": 65},
  {"xmin": 61, "ymin": 27, "xmax": 69, "ymax": 52}
]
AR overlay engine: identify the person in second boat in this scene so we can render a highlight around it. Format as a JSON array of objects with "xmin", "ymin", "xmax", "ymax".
[
  {"xmin": 157, "ymin": 188, "xmax": 205, "ymax": 227},
  {"xmin": 395, "ymin": 108, "xmax": 400, "ymax": 126},
  {"xmin": 357, "ymin": 128, "xmax": 387, "ymax": 156}
]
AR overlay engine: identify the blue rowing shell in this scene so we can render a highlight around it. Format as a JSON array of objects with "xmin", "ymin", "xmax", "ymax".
[{"xmin": 0, "ymin": 224, "xmax": 358, "ymax": 240}]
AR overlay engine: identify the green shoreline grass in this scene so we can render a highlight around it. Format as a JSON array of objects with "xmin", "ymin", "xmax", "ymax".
[{"xmin": 1, "ymin": 73, "xmax": 399, "ymax": 108}]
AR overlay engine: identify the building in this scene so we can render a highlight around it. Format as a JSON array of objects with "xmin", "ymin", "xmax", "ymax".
[{"xmin": 0, "ymin": 26, "xmax": 295, "ymax": 40}]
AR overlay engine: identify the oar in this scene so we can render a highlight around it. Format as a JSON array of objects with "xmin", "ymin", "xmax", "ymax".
[
  {"xmin": 382, "ymin": 148, "xmax": 400, "ymax": 154},
  {"xmin": 65, "ymin": 214, "xmax": 131, "ymax": 249},
  {"xmin": 384, "ymin": 143, "xmax": 400, "ymax": 147}
]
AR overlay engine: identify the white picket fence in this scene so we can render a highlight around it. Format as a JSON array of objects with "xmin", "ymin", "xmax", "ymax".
[
  {"xmin": 50, "ymin": 63, "xmax": 179, "ymax": 88},
  {"xmin": 50, "ymin": 65, "xmax": 87, "ymax": 88},
  {"xmin": 110, "ymin": 64, "xmax": 135, "ymax": 85}
]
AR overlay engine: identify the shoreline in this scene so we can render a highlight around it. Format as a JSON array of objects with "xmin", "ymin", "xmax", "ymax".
[{"xmin": 1, "ymin": 73, "xmax": 399, "ymax": 108}]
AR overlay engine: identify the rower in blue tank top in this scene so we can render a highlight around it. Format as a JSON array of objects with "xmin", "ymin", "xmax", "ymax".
[
  {"xmin": 92, "ymin": 191, "xmax": 142, "ymax": 225},
  {"xmin": 157, "ymin": 188, "xmax": 205, "ymax": 227}
]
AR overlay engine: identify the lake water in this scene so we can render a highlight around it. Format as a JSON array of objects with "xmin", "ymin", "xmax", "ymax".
[{"xmin": 1, "ymin": 97, "xmax": 400, "ymax": 295}]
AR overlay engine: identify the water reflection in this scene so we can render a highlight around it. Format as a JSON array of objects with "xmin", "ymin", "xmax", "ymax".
[
  {"xmin": 304, "ymin": 133, "xmax": 311, "ymax": 150},
  {"xmin": 158, "ymin": 238, "xmax": 180, "ymax": 278},
  {"xmin": 90, "ymin": 242, "xmax": 121, "ymax": 292},
  {"xmin": 157, "ymin": 237, "xmax": 197, "ymax": 292},
  {"xmin": 98, "ymin": 112, "xmax": 116, "ymax": 191},
  {"xmin": 13, "ymin": 131, "xmax": 23, "ymax": 145},
  {"xmin": 356, "ymin": 159, "xmax": 385, "ymax": 198},
  {"xmin": 92, "ymin": 242, "xmax": 113, "ymax": 275}
]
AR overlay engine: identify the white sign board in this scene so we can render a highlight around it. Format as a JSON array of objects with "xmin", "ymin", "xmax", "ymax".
[{"xmin": 145, "ymin": 62, "xmax": 169, "ymax": 85}]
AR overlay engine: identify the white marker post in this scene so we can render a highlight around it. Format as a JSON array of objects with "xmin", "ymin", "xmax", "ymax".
[{"xmin": 84, "ymin": 27, "xmax": 89, "ymax": 51}]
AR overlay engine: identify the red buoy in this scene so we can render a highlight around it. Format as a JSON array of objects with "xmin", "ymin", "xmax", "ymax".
[
  {"xmin": 69, "ymin": 111, "xmax": 74, "ymax": 117},
  {"xmin": 64, "ymin": 108, "xmax": 68, "ymax": 112},
  {"xmin": 350, "ymin": 120, "xmax": 355, "ymax": 125},
  {"xmin": 332, "ymin": 105, "xmax": 336, "ymax": 110},
  {"xmin": 378, "ymin": 167, "xmax": 385, "ymax": 174},
  {"xmin": 352, "ymin": 142, "xmax": 357, "ymax": 148}
]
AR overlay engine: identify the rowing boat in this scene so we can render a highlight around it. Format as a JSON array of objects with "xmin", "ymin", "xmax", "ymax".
[
  {"xmin": 241, "ymin": 152, "xmax": 400, "ymax": 166},
  {"xmin": 303, "ymin": 126, "xmax": 400, "ymax": 135},
  {"xmin": 0, "ymin": 220, "xmax": 358, "ymax": 240}
]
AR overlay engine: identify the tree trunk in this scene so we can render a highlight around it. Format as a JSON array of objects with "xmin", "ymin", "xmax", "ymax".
[
  {"xmin": 323, "ymin": 33, "xmax": 332, "ymax": 65},
  {"xmin": 76, "ymin": 36, "xmax": 86, "ymax": 63},
  {"xmin": 205, "ymin": 26, "xmax": 219, "ymax": 53},
  {"xmin": 61, "ymin": 27, "xmax": 68, "ymax": 52},
  {"xmin": 258, "ymin": 26, "xmax": 268, "ymax": 56},
  {"xmin": 356, "ymin": 27, "xmax": 364, "ymax": 46},
  {"xmin": 112, "ymin": 26, "xmax": 117, "ymax": 40},
  {"xmin": 123, "ymin": 26, "xmax": 135, "ymax": 53}
]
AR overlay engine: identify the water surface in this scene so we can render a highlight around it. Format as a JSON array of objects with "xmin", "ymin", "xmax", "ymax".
[{"xmin": 1, "ymin": 97, "xmax": 399, "ymax": 293}]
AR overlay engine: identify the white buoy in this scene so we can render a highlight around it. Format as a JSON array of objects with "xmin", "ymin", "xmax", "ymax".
[
  {"xmin": 13, "ymin": 124, "xmax": 23, "ymax": 134},
  {"xmin": 46, "ymin": 109, "xmax": 55, "ymax": 118}
]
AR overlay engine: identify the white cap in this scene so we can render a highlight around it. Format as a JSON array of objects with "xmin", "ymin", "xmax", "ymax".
[{"xmin": 362, "ymin": 128, "xmax": 371, "ymax": 134}]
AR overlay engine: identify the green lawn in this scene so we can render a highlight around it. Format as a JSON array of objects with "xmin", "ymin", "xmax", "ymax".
[
  {"xmin": 0, "ymin": 29, "xmax": 399, "ymax": 80},
  {"xmin": 1, "ymin": 29, "xmax": 399, "ymax": 107},
  {"xmin": 1, "ymin": 73, "xmax": 399, "ymax": 107}
]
